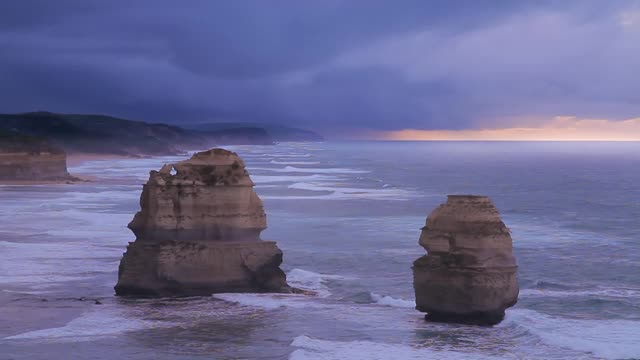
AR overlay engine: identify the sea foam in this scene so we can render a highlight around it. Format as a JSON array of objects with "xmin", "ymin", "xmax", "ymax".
[
  {"xmin": 0, "ymin": 240, "xmax": 120, "ymax": 287},
  {"xmin": 289, "ymin": 335, "xmax": 506, "ymax": 360},
  {"xmin": 369, "ymin": 293, "xmax": 415, "ymax": 308},
  {"xmin": 4, "ymin": 307, "xmax": 171, "ymax": 342},
  {"xmin": 278, "ymin": 182, "xmax": 412, "ymax": 201},
  {"xmin": 212, "ymin": 269, "xmax": 354, "ymax": 308},
  {"xmin": 286, "ymin": 268, "xmax": 353, "ymax": 298},
  {"xmin": 250, "ymin": 174, "xmax": 339, "ymax": 184},
  {"xmin": 252, "ymin": 166, "xmax": 369, "ymax": 174},
  {"xmin": 270, "ymin": 160, "xmax": 321, "ymax": 165},
  {"xmin": 213, "ymin": 293, "xmax": 327, "ymax": 310},
  {"xmin": 519, "ymin": 287, "xmax": 640, "ymax": 299},
  {"xmin": 502, "ymin": 309, "xmax": 640, "ymax": 359}
]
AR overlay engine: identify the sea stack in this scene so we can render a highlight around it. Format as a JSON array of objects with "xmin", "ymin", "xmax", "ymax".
[
  {"xmin": 115, "ymin": 148, "xmax": 291, "ymax": 297},
  {"xmin": 0, "ymin": 132, "xmax": 74, "ymax": 182},
  {"xmin": 412, "ymin": 195, "xmax": 518, "ymax": 325}
]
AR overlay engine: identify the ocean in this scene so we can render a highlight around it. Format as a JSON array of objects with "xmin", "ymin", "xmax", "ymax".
[{"xmin": 1, "ymin": 141, "xmax": 639, "ymax": 359}]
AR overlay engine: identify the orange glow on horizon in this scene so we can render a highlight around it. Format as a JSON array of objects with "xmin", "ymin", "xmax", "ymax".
[{"xmin": 378, "ymin": 116, "xmax": 640, "ymax": 141}]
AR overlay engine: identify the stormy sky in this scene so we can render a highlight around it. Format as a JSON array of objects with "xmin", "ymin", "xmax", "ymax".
[{"xmin": 1, "ymin": 1, "xmax": 639, "ymax": 136}]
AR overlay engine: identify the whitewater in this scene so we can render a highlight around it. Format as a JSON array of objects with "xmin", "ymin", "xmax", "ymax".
[{"xmin": 1, "ymin": 141, "xmax": 639, "ymax": 359}]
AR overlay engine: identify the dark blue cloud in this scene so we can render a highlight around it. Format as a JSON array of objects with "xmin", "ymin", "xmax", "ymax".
[{"xmin": 0, "ymin": 1, "xmax": 638, "ymax": 134}]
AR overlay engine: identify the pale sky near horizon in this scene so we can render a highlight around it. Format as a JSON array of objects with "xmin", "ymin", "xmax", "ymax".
[{"xmin": 0, "ymin": 1, "xmax": 639, "ymax": 140}]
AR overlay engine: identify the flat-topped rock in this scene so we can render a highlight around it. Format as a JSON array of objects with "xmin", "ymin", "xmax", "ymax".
[
  {"xmin": 413, "ymin": 195, "xmax": 519, "ymax": 325},
  {"xmin": 0, "ymin": 133, "xmax": 75, "ymax": 182},
  {"xmin": 115, "ymin": 148, "xmax": 292, "ymax": 297}
]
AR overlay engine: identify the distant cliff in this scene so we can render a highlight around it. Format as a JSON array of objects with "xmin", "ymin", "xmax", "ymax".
[
  {"xmin": 185, "ymin": 122, "xmax": 324, "ymax": 142},
  {"xmin": 0, "ymin": 130, "xmax": 74, "ymax": 181},
  {"xmin": 0, "ymin": 112, "xmax": 275, "ymax": 155},
  {"xmin": 0, "ymin": 112, "xmax": 205, "ymax": 155},
  {"xmin": 203, "ymin": 127, "xmax": 274, "ymax": 145}
]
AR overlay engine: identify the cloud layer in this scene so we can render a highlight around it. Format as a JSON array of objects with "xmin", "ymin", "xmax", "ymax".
[
  {"xmin": 0, "ymin": 1, "xmax": 638, "ymax": 136},
  {"xmin": 380, "ymin": 116, "xmax": 640, "ymax": 141}
]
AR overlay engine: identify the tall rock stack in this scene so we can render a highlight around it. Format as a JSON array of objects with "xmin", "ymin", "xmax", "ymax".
[
  {"xmin": 413, "ymin": 195, "xmax": 518, "ymax": 325},
  {"xmin": 115, "ymin": 148, "xmax": 291, "ymax": 297}
]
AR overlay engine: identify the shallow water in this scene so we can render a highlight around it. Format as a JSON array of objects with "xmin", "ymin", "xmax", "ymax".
[{"xmin": 1, "ymin": 141, "xmax": 639, "ymax": 359}]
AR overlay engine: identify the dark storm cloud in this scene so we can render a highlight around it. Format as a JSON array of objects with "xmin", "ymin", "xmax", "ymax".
[{"xmin": 0, "ymin": 1, "xmax": 639, "ymax": 134}]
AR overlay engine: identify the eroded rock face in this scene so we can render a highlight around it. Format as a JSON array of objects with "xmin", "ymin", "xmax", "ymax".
[
  {"xmin": 0, "ymin": 136, "xmax": 73, "ymax": 181},
  {"xmin": 115, "ymin": 148, "xmax": 291, "ymax": 297},
  {"xmin": 413, "ymin": 195, "xmax": 519, "ymax": 325}
]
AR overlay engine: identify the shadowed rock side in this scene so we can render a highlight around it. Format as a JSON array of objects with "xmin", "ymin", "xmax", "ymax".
[
  {"xmin": 115, "ymin": 148, "xmax": 292, "ymax": 297},
  {"xmin": 0, "ymin": 132, "xmax": 76, "ymax": 181},
  {"xmin": 413, "ymin": 195, "xmax": 519, "ymax": 325}
]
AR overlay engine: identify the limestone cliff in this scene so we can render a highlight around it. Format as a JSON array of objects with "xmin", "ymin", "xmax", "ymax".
[
  {"xmin": 115, "ymin": 148, "xmax": 291, "ymax": 297},
  {"xmin": 0, "ymin": 132, "xmax": 74, "ymax": 181},
  {"xmin": 413, "ymin": 195, "xmax": 519, "ymax": 325}
]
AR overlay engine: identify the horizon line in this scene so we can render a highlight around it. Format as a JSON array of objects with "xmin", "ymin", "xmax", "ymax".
[{"xmin": 347, "ymin": 138, "xmax": 640, "ymax": 142}]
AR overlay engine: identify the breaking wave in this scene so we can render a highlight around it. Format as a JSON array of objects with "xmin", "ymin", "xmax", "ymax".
[
  {"xmin": 369, "ymin": 293, "xmax": 415, "ymax": 308},
  {"xmin": 289, "ymin": 335, "xmax": 505, "ymax": 360},
  {"xmin": 501, "ymin": 309, "xmax": 640, "ymax": 359}
]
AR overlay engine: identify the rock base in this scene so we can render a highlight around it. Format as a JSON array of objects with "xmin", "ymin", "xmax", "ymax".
[
  {"xmin": 413, "ymin": 256, "xmax": 518, "ymax": 326},
  {"xmin": 115, "ymin": 240, "xmax": 291, "ymax": 297},
  {"xmin": 424, "ymin": 311, "xmax": 505, "ymax": 326}
]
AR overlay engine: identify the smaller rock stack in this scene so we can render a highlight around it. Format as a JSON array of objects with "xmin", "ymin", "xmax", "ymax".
[
  {"xmin": 115, "ymin": 148, "xmax": 292, "ymax": 297},
  {"xmin": 0, "ymin": 133, "xmax": 74, "ymax": 181},
  {"xmin": 413, "ymin": 195, "xmax": 518, "ymax": 325}
]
